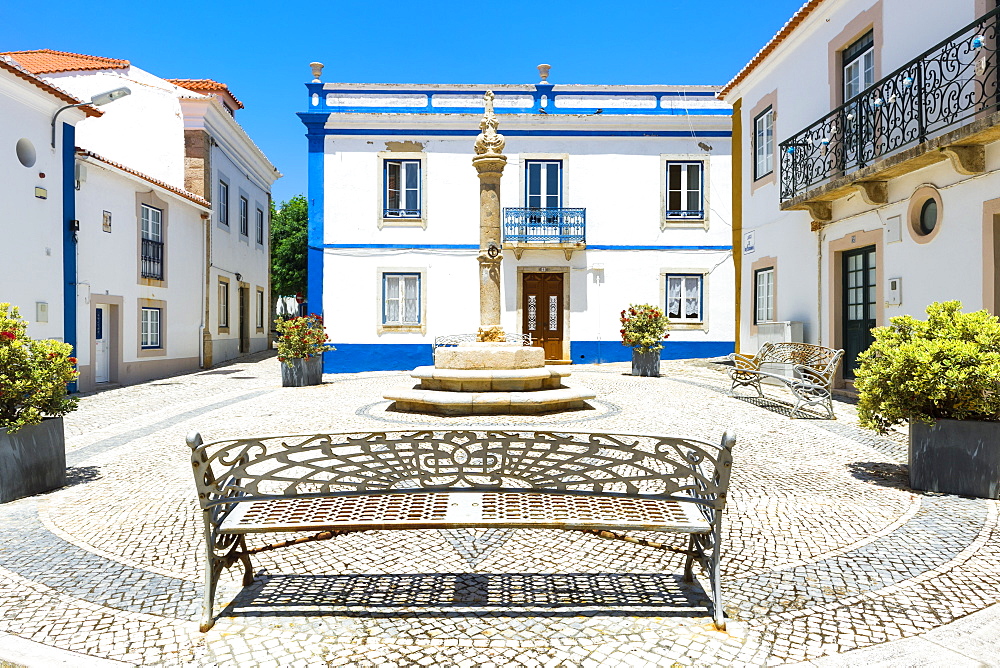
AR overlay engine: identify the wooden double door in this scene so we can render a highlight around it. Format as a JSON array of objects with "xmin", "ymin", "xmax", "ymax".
[{"xmin": 522, "ymin": 272, "xmax": 564, "ymax": 361}]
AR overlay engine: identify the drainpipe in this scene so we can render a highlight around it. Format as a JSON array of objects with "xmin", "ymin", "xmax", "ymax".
[
  {"xmin": 817, "ymin": 229, "xmax": 823, "ymax": 346},
  {"xmin": 199, "ymin": 212, "xmax": 209, "ymax": 367}
]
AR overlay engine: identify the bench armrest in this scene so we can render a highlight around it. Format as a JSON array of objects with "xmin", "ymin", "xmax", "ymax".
[{"xmin": 729, "ymin": 352, "xmax": 761, "ymax": 371}]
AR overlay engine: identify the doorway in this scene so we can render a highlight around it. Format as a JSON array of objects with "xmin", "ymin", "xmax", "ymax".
[
  {"xmin": 238, "ymin": 286, "xmax": 250, "ymax": 354},
  {"xmin": 842, "ymin": 245, "xmax": 877, "ymax": 378},
  {"xmin": 95, "ymin": 305, "xmax": 110, "ymax": 383},
  {"xmin": 522, "ymin": 272, "xmax": 564, "ymax": 361}
]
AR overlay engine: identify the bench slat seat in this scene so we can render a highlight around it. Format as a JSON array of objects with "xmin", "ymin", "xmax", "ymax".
[{"xmin": 219, "ymin": 491, "xmax": 712, "ymax": 535}]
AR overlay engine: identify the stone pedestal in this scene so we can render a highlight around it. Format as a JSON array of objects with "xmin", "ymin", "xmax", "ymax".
[{"xmin": 384, "ymin": 343, "xmax": 595, "ymax": 416}]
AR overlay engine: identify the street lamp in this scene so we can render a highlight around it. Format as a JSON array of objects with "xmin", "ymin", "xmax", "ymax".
[{"xmin": 51, "ymin": 86, "xmax": 132, "ymax": 148}]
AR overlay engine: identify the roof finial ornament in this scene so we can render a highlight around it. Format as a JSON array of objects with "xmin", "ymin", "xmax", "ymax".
[
  {"xmin": 310, "ymin": 62, "xmax": 324, "ymax": 83},
  {"xmin": 474, "ymin": 90, "xmax": 505, "ymax": 156},
  {"xmin": 537, "ymin": 64, "xmax": 551, "ymax": 83}
]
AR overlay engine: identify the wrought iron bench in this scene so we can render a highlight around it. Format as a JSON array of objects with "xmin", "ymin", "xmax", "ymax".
[
  {"xmin": 432, "ymin": 333, "xmax": 532, "ymax": 361},
  {"xmin": 728, "ymin": 342, "xmax": 845, "ymax": 419},
  {"xmin": 188, "ymin": 429, "xmax": 735, "ymax": 632}
]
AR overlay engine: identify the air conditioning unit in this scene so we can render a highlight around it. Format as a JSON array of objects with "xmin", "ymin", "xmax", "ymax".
[{"xmin": 753, "ymin": 321, "xmax": 803, "ymax": 350}]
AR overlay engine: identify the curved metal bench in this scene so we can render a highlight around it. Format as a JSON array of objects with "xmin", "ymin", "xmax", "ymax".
[
  {"xmin": 188, "ymin": 429, "xmax": 736, "ymax": 631},
  {"xmin": 729, "ymin": 342, "xmax": 844, "ymax": 419}
]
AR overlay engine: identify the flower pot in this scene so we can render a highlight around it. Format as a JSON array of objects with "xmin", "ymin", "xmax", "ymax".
[
  {"xmin": 909, "ymin": 419, "xmax": 1000, "ymax": 499},
  {"xmin": 281, "ymin": 356, "xmax": 324, "ymax": 387},
  {"xmin": 631, "ymin": 349, "xmax": 661, "ymax": 377},
  {"xmin": 0, "ymin": 417, "xmax": 66, "ymax": 503}
]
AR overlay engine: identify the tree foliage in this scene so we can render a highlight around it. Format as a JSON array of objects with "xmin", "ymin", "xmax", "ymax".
[
  {"xmin": 270, "ymin": 195, "xmax": 308, "ymax": 299},
  {"xmin": 855, "ymin": 301, "xmax": 1000, "ymax": 433}
]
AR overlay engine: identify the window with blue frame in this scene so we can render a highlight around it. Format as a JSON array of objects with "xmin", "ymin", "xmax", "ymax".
[
  {"xmin": 525, "ymin": 160, "xmax": 562, "ymax": 208},
  {"xmin": 666, "ymin": 274, "xmax": 704, "ymax": 322},
  {"xmin": 665, "ymin": 162, "xmax": 703, "ymax": 219},
  {"xmin": 383, "ymin": 273, "xmax": 421, "ymax": 325},
  {"xmin": 384, "ymin": 160, "xmax": 421, "ymax": 218}
]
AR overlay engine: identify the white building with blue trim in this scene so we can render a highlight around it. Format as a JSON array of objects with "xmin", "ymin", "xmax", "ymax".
[{"xmin": 299, "ymin": 69, "xmax": 735, "ymax": 373}]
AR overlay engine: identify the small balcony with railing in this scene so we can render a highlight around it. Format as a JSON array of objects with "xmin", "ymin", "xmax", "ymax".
[
  {"xmin": 779, "ymin": 8, "xmax": 1000, "ymax": 224},
  {"xmin": 141, "ymin": 238, "xmax": 164, "ymax": 280},
  {"xmin": 502, "ymin": 207, "xmax": 586, "ymax": 259}
]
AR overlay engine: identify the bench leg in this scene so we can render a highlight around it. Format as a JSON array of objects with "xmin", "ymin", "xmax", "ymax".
[
  {"xmin": 238, "ymin": 535, "xmax": 254, "ymax": 586},
  {"xmin": 201, "ymin": 553, "xmax": 220, "ymax": 632},
  {"xmin": 708, "ymin": 527, "xmax": 726, "ymax": 631},
  {"xmin": 683, "ymin": 535, "xmax": 696, "ymax": 583}
]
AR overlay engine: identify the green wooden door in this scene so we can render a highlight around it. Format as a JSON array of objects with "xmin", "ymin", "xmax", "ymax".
[{"xmin": 842, "ymin": 245, "xmax": 877, "ymax": 378}]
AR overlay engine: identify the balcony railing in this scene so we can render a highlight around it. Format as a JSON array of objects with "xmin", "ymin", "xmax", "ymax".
[
  {"xmin": 502, "ymin": 208, "xmax": 586, "ymax": 244},
  {"xmin": 141, "ymin": 238, "xmax": 164, "ymax": 280},
  {"xmin": 780, "ymin": 7, "xmax": 1000, "ymax": 201}
]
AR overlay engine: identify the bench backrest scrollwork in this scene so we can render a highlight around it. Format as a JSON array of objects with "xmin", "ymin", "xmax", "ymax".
[
  {"xmin": 756, "ymin": 342, "xmax": 844, "ymax": 376},
  {"xmin": 188, "ymin": 430, "xmax": 735, "ymax": 519}
]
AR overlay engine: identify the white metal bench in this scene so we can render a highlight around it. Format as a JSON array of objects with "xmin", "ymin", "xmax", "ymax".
[
  {"xmin": 187, "ymin": 429, "xmax": 735, "ymax": 631},
  {"xmin": 728, "ymin": 342, "xmax": 845, "ymax": 419}
]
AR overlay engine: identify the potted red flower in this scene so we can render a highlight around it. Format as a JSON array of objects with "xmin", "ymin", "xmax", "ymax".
[
  {"xmin": 274, "ymin": 314, "xmax": 336, "ymax": 387},
  {"xmin": 620, "ymin": 304, "xmax": 670, "ymax": 377},
  {"xmin": 0, "ymin": 303, "xmax": 79, "ymax": 502}
]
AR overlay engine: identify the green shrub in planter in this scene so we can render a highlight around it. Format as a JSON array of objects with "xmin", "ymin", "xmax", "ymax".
[
  {"xmin": 274, "ymin": 313, "xmax": 336, "ymax": 367},
  {"xmin": 855, "ymin": 301, "xmax": 1000, "ymax": 433},
  {"xmin": 0, "ymin": 303, "xmax": 79, "ymax": 433}
]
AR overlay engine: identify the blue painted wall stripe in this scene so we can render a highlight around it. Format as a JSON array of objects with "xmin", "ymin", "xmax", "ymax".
[
  {"xmin": 306, "ymin": 129, "xmax": 325, "ymax": 316},
  {"xmin": 62, "ymin": 123, "xmax": 77, "ymax": 391},
  {"xmin": 323, "ymin": 341, "xmax": 734, "ymax": 373},
  {"xmin": 316, "ymin": 128, "xmax": 732, "ymax": 139},
  {"xmin": 312, "ymin": 87, "xmax": 720, "ymax": 98},
  {"xmin": 319, "ymin": 107, "xmax": 731, "ymax": 117},
  {"xmin": 315, "ymin": 243, "xmax": 731, "ymax": 251}
]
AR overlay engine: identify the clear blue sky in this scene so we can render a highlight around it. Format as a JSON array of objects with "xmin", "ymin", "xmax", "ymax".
[{"xmin": 2, "ymin": 0, "xmax": 804, "ymax": 204}]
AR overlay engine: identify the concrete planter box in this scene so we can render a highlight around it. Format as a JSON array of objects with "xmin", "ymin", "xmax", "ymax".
[
  {"xmin": 281, "ymin": 356, "xmax": 324, "ymax": 387},
  {"xmin": 909, "ymin": 419, "xmax": 1000, "ymax": 499},
  {"xmin": 0, "ymin": 417, "xmax": 66, "ymax": 504},
  {"xmin": 631, "ymin": 350, "xmax": 661, "ymax": 377}
]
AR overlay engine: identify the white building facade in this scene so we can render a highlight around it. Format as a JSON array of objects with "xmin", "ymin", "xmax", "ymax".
[
  {"xmin": 299, "ymin": 74, "xmax": 734, "ymax": 372},
  {"xmin": 721, "ymin": 0, "xmax": 1000, "ymax": 384},
  {"xmin": 1, "ymin": 50, "xmax": 280, "ymax": 390},
  {"xmin": 0, "ymin": 58, "xmax": 95, "ymax": 343}
]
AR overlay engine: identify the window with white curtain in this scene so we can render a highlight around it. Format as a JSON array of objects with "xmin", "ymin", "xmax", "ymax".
[
  {"xmin": 141, "ymin": 307, "xmax": 161, "ymax": 348},
  {"xmin": 383, "ymin": 273, "xmax": 421, "ymax": 325},
  {"xmin": 666, "ymin": 274, "xmax": 703, "ymax": 322}
]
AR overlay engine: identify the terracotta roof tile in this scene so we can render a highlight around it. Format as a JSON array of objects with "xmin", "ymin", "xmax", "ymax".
[
  {"xmin": 76, "ymin": 149, "xmax": 211, "ymax": 208},
  {"xmin": 0, "ymin": 57, "xmax": 102, "ymax": 117},
  {"xmin": 166, "ymin": 78, "xmax": 245, "ymax": 109},
  {"xmin": 719, "ymin": 0, "xmax": 827, "ymax": 99},
  {"xmin": 0, "ymin": 49, "xmax": 129, "ymax": 74}
]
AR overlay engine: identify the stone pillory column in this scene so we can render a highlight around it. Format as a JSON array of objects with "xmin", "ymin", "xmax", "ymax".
[{"xmin": 472, "ymin": 90, "xmax": 507, "ymax": 343}]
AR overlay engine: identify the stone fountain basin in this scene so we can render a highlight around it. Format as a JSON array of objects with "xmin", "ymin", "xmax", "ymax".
[{"xmin": 411, "ymin": 366, "xmax": 569, "ymax": 392}]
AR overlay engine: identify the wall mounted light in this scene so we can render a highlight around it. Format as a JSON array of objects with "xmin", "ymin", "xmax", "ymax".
[{"xmin": 51, "ymin": 87, "xmax": 132, "ymax": 147}]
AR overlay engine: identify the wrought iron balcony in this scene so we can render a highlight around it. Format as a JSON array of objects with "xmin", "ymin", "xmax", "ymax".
[
  {"xmin": 780, "ymin": 7, "xmax": 999, "ymax": 203},
  {"xmin": 502, "ymin": 207, "xmax": 586, "ymax": 244},
  {"xmin": 141, "ymin": 238, "xmax": 164, "ymax": 280}
]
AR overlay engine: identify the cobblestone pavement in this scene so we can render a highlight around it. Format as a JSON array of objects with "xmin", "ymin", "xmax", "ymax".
[{"xmin": 1, "ymin": 352, "xmax": 998, "ymax": 667}]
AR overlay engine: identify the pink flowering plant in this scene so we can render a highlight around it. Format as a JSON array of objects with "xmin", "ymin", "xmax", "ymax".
[
  {"xmin": 0, "ymin": 303, "xmax": 79, "ymax": 433},
  {"xmin": 274, "ymin": 314, "xmax": 335, "ymax": 367},
  {"xmin": 620, "ymin": 303, "xmax": 670, "ymax": 354}
]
